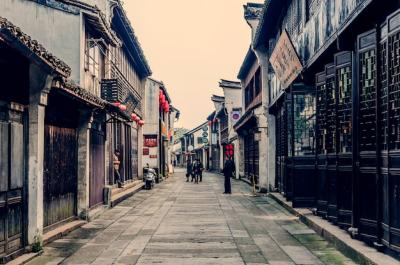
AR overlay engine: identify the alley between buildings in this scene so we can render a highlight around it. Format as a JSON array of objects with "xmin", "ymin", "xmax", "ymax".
[{"xmin": 26, "ymin": 169, "xmax": 355, "ymax": 265}]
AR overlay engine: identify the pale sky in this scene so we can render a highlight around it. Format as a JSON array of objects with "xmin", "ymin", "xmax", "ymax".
[{"xmin": 124, "ymin": 0, "xmax": 263, "ymax": 129}]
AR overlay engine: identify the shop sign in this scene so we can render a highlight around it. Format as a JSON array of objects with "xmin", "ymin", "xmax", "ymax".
[
  {"xmin": 202, "ymin": 132, "xmax": 208, "ymax": 137},
  {"xmin": 144, "ymin": 135, "xmax": 158, "ymax": 147},
  {"xmin": 269, "ymin": 30, "xmax": 303, "ymax": 89},
  {"xmin": 150, "ymin": 155, "xmax": 157, "ymax": 159},
  {"xmin": 202, "ymin": 138, "xmax": 209, "ymax": 144},
  {"xmin": 202, "ymin": 125, "xmax": 208, "ymax": 132},
  {"xmin": 143, "ymin": 148, "xmax": 149, "ymax": 155}
]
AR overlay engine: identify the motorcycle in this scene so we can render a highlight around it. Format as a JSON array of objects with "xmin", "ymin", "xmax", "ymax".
[{"xmin": 143, "ymin": 167, "xmax": 156, "ymax": 190}]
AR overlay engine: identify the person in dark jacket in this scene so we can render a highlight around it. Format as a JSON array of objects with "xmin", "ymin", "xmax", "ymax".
[
  {"xmin": 193, "ymin": 159, "xmax": 204, "ymax": 183},
  {"xmin": 186, "ymin": 159, "xmax": 193, "ymax": 182},
  {"xmin": 222, "ymin": 156, "xmax": 235, "ymax": 194},
  {"xmin": 197, "ymin": 159, "xmax": 204, "ymax": 182}
]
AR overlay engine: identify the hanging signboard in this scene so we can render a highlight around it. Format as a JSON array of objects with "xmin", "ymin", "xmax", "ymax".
[
  {"xmin": 144, "ymin": 135, "xmax": 158, "ymax": 147},
  {"xmin": 269, "ymin": 30, "xmax": 303, "ymax": 89},
  {"xmin": 231, "ymin": 109, "xmax": 242, "ymax": 124},
  {"xmin": 143, "ymin": 148, "xmax": 149, "ymax": 155}
]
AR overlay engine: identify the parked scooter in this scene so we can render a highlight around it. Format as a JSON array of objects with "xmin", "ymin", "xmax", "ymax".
[{"xmin": 143, "ymin": 167, "xmax": 156, "ymax": 190}]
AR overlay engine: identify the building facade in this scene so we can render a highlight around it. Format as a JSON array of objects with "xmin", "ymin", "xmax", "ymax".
[
  {"xmin": 0, "ymin": 0, "xmax": 152, "ymax": 261},
  {"xmin": 143, "ymin": 78, "xmax": 178, "ymax": 178},
  {"xmin": 254, "ymin": 0, "xmax": 400, "ymax": 257},
  {"xmin": 213, "ymin": 80, "xmax": 242, "ymax": 178},
  {"xmin": 183, "ymin": 122, "xmax": 209, "ymax": 166},
  {"xmin": 234, "ymin": 3, "xmax": 270, "ymax": 191}
]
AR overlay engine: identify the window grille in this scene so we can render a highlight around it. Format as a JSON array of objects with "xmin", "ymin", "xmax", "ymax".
[
  {"xmin": 335, "ymin": 52, "xmax": 353, "ymax": 154},
  {"xmin": 388, "ymin": 30, "xmax": 400, "ymax": 150},
  {"xmin": 358, "ymin": 31, "xmax": 377, "ymax": 152},
  {"xmin": 316, "ymin": 72, "xmax": 326, "ymax": 154},
  {"xmin": 325, "ymin": 64, "xmax": 336, "ymax": 154},
  {"xmin": 380, "ymin": 26, "xmax": 388, "ymax": 151}
]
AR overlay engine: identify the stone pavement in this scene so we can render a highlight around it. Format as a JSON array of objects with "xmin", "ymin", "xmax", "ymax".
[{"xmin": 26, "ymin": 170, "xmax": 356, "ymax": 265}]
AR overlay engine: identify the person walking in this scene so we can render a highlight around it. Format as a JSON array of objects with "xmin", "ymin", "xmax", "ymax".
[
  {"xmin": 186, "ymin": 159, "xmax": 193, "ymax": 182},
  {"xmin": 197, "ymin": 159, "xmax": 204, "ymax": 182},
  {"xmin": 222, "ymin": 156, "xmax": 235, "ymax": 194},
  {"xmin": 114, "ymin": 149, "xmax": 123, "ymax": 188},
  {"xmin": 191, "ymin": 160, "xmax": 196, "ymax": 182}
]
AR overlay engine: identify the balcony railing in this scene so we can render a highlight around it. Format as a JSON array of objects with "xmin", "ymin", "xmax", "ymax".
[
  {"xmin": 245, "ymin": 93, "xmax": 262, "ymax": 111},
  {"xmin": 101, "ymin": 65, "xmax": 142, "ymax": 115}
]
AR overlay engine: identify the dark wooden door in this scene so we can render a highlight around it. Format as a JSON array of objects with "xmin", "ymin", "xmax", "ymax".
[
  {"xmin": 44, "ymin": 125, "xmax": 77, "ymax": 229},
  {"xmin": 0, "ymin": 107, "xmax": 25, "ymax": 258},
  {"xmin": 384, "ymin": 11, "xmax": 400, "ymax": 251},
  {"xmin": 131, "ymin": 127, "xmax": 138, "ymax": 180},
  {"xmin": 275, "ymin": 104, "xmax": 287, "ymax": 193},
  {"xmin": 289, "ymin": 86, "xmax": 316, "ymax": 208},
  {"xmin": 325, "ymin": 64, "xmax": 339, "ymax": 223},
  {"xmin": 89, "ymin": 128, "xmax": 105, "ymax": 208},
  {"xmin": 335, "ymin": 51, "xmax": 354, "ymax": 229},
  {"xmin": 356, "ymin": 29, "xmax": 380, "ymax": 243},
  {"xmin": 316, "ymin": 71, "xmax": 329, "ymax": 217}
]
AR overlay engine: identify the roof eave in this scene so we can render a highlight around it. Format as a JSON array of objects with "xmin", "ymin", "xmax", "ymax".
[{"xmin": 237, "ymin": 47, "xmax": 256, "ymax": 80}]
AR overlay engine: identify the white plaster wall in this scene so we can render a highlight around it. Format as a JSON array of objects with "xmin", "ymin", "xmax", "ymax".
[
  {"xmin": 0, "ymin": 0, "xmax": 82, "ymax": 83},
  {"xmin": 223, "ymin": 88, "xmax": 242, "ymax": 140},
  {"xmin": 143, "ymin": 80, "xmax": 160, "ymax": 135},
  {"xmin": 193, "ymin": 127, "xmax": 205, "ymax": 150}
]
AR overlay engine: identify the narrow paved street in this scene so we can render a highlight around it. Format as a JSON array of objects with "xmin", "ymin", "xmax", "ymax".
[{"xmin": 28, "ymin": 170, "xmax": 355, "ymax": 265}]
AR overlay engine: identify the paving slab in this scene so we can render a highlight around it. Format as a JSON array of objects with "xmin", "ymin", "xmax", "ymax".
[{"xmin": 26, "ymin": 169, "xmax": 360, "ymax": 265}]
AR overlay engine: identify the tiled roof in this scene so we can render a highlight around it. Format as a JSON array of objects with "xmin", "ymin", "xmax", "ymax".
[
  {"xmin": 0, "ymin": 17, "xmax": 71, "ymax": 77},
  {"xmin": 219, "ymin": 79, "xmax": 241, "ymax": 89},
  {"xmin": 52, "ymin": 79, "xmax": 106, "ymax": 108}
]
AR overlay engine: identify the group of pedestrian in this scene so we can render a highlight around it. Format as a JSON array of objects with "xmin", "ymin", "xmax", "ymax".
[
  {"xmin": 185, "ymin": 156, "xmax": 235, "ymax": 194},
  {"xmin": 186, "ymin": 159, "xmax": 204, "ymax": 184}
]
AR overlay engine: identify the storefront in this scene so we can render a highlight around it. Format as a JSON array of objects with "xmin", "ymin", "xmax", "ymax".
[{"xmin": 263, "ymin": 0, "xmax": 400, "ymax": 255}]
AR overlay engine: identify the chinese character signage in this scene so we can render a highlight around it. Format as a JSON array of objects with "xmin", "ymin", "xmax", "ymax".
[
  {"xmin": 269, "ymin": 30, "xmax": 303, "ymax": 89},
  {"xmin": 143, "ymin": 148, "xmax": 149, "ymax": 155},
  {"xmin": 144, "ymin": 135, "xmax": 158, "ymax": 147}
]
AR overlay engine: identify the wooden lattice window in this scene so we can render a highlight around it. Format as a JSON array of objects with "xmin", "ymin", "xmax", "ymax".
[
  {"xmin": 293, "ymin": 92, "xmax": 316, "ymax": 156},
  {"xmin": 388, "ymin": 29, "xmax": 400, "ymax": 150},
  {"xmin": 325, "ymin": 64, "xmax": 336, "ymax": 154},
  {"xmin": 316, "ymin": 72, "xmax": 326, "ymax": 154},
  {"xmin": 358, "ymin": 30, "xmax": 377, "ymax": 153},
  {"xmin": 380, "ymin": 25, "xmax": 388, "ymax": 151},
  {"xmin": 336, "ymin": 52, "xmax": 353, "ymax": 154}
]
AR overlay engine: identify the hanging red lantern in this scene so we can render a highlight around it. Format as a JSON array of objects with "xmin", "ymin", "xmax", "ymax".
[
  {"xmin": 113, "ymin": 102, "xmax": 121, "ymax": 107},
  {"xmin": 138, "ymin": 120, "xmax": 145, "ymax": 126},
  {"xmin": 119, "ymin": 104, "xmax": 127, "ymax": 111},
  {"xmin": 131, "ymin": 113, "xmax": 136, "ymax": 121}
]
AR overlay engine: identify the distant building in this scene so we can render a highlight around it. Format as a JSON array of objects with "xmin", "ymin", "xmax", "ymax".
[{"xmin": 143, "ymin": 78, "xmax": 179, "ymax": 178}]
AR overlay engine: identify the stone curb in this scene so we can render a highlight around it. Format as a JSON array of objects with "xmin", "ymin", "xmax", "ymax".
[
  {"xmin": 43, "ymin": 220, "xmax": 87, "ymax": 246},
  {"xmin": 6, "ymin": 251, "xmax": 43, "ymax": 265},
  {"xmin": 110, "ymin": 182, "xmax": 145, "ymax": 207},
  {"xmin": 268, "ymin": 192, "xmax": 399, "ymax": 265}
]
